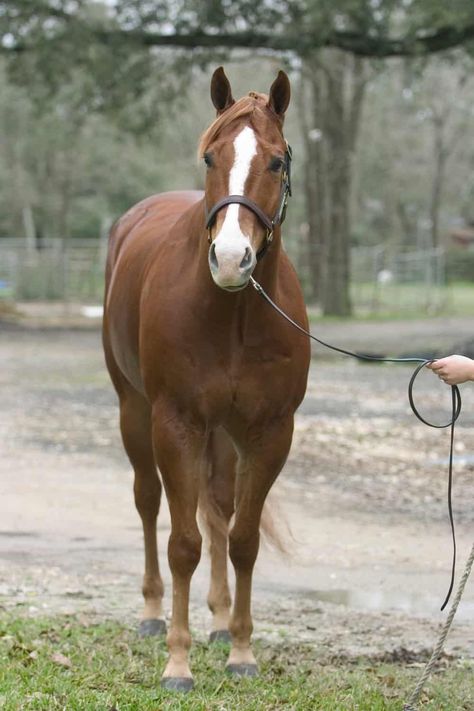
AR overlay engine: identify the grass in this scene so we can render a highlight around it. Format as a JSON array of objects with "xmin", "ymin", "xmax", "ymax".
[
  {"xmin": 1, "ymin": 615, "xmax": 473, "ymax": 710},
  {"xmin": 304, "ymin": 282, "xmax": 474, "ymax": 323},
  {"xmin": 347, "ymin": 281, "xmax": 474, "ymax": 321}
]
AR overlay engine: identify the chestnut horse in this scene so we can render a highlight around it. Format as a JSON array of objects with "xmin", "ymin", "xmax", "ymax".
[{"xmin": 103, "ymin": 67, "xmax": 310, "ymax": 691}]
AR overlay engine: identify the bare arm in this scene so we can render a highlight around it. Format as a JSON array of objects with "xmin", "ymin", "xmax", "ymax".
[{"xmin": 426, "ymin": 355, "xmax": 474, "ymax": 385}]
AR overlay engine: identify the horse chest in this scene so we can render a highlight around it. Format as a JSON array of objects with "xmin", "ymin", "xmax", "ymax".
[
  {"xmin": 140, "ymin": 286, "xmax": 309, "ymax": 425},
  {"xmin": 158, "ymin": 345, "xmax": 300, "ymax": 425}
]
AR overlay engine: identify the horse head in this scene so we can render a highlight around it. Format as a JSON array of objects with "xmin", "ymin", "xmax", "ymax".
[{"xmin": 200, "ymin": 67, "xmax": 291, "ymax": 292}]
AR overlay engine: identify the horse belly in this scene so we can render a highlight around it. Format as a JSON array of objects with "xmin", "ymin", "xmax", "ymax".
[
  {"xmin": 105, "ymin": 230, "xmax": 167, "ymax": 394},
  {"xmin": 105, "ymin": 262, "xmax": 145, "ymax": 393}
]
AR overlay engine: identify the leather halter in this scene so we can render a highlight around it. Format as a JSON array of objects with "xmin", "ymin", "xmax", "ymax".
[{"xmin": 205, "ymin": 144, "xmax": 292, "ymax": 261}]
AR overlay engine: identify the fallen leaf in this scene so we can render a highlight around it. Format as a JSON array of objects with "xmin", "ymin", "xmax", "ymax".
[{"xmin": 51, "ymin": 652, "xmax": 72, "ymax": 668}]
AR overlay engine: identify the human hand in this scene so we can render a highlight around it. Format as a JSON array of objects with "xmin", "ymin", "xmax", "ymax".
[{"xmin": 426, "ymin": 355, "xmax": 474, "ymax": 385}]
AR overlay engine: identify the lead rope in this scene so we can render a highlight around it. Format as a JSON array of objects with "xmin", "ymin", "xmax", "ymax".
[
  {"xmin": 404, "ymin": 543, "xmax": 474, "ymax": 710},
  {"xmin": 249, "ymin": 276, "xmax": 472, "ymax": 709}
]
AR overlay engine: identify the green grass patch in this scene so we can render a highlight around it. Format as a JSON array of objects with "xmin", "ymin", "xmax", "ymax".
[
  {"xmin": 0, "ymin": 614, "xmax": 472, "ymax": 710},
  {"xmin": 304, "ymin": 282, "xmax": 474, "ymax": 322},
  {"xmin": 307, "ymin": 282, "xmax": 474, "ymax": 324},
  {"xmin": 349, "ymin": 281, "xmax": 474, "ymax": 320}
]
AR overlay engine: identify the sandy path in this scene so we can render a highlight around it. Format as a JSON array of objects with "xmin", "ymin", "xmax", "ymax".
[{"xmin": 1, "ymin": 328, "xmax": 473, "ymax": 659}]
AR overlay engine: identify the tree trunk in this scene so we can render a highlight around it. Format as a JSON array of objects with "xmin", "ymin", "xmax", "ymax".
[
  {"xmin": 429, "ymin": 114, "xmax": 447, "ymax": 249},
  {"xmin": 300, "ymin": 50, "xmax": 368, "ymax": 316},
  {"xmin": 297, "ymin": 69, "xmax": 325, "ymax": 302},
  {"xmin": 22, "ymin": 205, "xmax": 36, "ymax": 252},
  {"xmin": 322, "ymin": 51, "xmax": 351, "ymax": 315},
  {"xmin": 428, "ymin": 72, "xmax": 467, "ymax": 250}
]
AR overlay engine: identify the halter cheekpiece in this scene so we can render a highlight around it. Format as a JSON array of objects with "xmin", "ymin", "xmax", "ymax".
[{"xmin": 205, "ymin": 143, "xmax": 292, "ymax": 261}]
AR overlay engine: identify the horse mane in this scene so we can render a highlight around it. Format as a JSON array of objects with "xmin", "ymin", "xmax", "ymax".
[{"xmin": 197, "ymin": 92, "xmax": 270, "ymax": 159}]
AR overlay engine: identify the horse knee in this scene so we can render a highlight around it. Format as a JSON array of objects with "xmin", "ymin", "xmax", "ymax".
[
  {"xmin": 168, "ymin": 531, "xmax": 202, "ymax": 577},
  {"xmin": 229, "ymin": 529, "xmax": 259, "ymax": 572}
]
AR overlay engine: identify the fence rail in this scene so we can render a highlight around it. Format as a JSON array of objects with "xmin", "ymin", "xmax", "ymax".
[
  {"xmin": 0, "ymin": 238, "xmax": 448, "ymax": 315},
  {"xmin": 0, "ymin": 238, "xmax": 107, "ymax": 303},
  {"xmin": 350, "ymin": 245, "xmax": 446, "ymax": 315}
]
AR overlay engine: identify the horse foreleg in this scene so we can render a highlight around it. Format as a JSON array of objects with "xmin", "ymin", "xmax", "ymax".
[
  {"xmin": 152, "ymin": 403, "xmax": 205, "ymax": 692},
  {"xmin": 119, "ymin": 389, "xmax": 165, "ymax": 636},
  {"xmin": 206, "ymin": 429, "xmax": 236, "ymax": 642},
  {"xmin": 226, "ymin": 416, "xmax": 294, "ymax": 676}
]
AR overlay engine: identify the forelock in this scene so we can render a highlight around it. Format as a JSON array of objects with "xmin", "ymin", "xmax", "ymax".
[{"xmin": 197, "ymin": 92, "xmax": 274, "ymax": 159}]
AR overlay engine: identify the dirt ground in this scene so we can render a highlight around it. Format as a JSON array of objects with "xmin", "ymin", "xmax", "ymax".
[{"xmin": 1, "ymin": 320, "xmax": 474, "ymax": 663}]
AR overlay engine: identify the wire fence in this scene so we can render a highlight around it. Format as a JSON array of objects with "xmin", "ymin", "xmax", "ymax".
[
  {"xmin": 350, "ymin": 245, "xmax": 447, "ymax": 315},
  {"xmin": 0, "ymin": 238, "xmax": 107, "ymax": 303},
  {"xmin": 0, "ymin": 238, "xmax": 450, "ymax": 315}
]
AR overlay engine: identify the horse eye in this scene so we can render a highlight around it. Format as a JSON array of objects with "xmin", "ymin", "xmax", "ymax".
[
  {"xmin": 269, "ymin": 156, "xmax": 283, "ymax": 172},
  {"xmin": 204, "ymin": 152, "xmax": 213, "ymax": 168}
]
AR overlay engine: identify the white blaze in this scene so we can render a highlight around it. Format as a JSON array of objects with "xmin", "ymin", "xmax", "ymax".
[
  {"xmin": 228, "ymin": 126, "xmax": 257, "ymax": 201},
  {"xmin": 213, "ymin": 126, "xmax": 257, "ymax": 269}
]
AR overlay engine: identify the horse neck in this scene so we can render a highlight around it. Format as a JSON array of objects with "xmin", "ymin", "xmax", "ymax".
[{"xmin": 249, "ymin": 232, "xmax": 282, "ymax": 294}]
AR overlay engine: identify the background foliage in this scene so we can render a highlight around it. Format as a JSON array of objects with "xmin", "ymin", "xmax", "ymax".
[{"xmin": 2, "ymin": 1, "xmax": 474, "ymax": 314}]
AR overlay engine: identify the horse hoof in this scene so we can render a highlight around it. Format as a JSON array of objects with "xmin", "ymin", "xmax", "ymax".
[
  {"xmin": 160, "ymin": 676, "xmax": 194, "ymax": 692},
  {"xmin": 209, "ymin": 629, "xmax": 231, "ymax": 644},
  {"xmin": 138, "ymin": 618, "xmax": 167, "ymax": 637},
  {"xmin": 226, "ymin": 663, "xmax": 258, "ymax": 677}
]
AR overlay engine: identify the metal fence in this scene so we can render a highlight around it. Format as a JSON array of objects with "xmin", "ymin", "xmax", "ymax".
[
  {"xmin": 0, "ymin": 238, "xmax": 107, "ymax": 303},
  {"xmin": 351, "ymin": 245, "xmax": 446, "ymax": 315},
  {"xmin": 0, "ymin": 238, "xmax": 447, "ymax": 315}
]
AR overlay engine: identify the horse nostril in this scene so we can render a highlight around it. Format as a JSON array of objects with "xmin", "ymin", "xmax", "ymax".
[
  {"xmin": 240, "ymin": 247, "xmax": 252, "ymax": 271},
  {"xmin": 209, "ymin": 242, "xmax": 218, "ymax": 270}
]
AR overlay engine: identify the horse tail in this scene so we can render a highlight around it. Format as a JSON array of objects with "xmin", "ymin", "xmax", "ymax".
[
  {"xmin": 259, "ymin": 493, "xmax": 291, "ymax": 557},
  {"xmin": 198, "ymin": 429, "xmax": 290, "ymax": 557}
]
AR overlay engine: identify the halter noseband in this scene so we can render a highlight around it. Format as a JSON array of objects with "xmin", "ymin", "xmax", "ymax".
[{"xmin": 205, "ymin": 143, "xmax": 292, "ymax": 261}]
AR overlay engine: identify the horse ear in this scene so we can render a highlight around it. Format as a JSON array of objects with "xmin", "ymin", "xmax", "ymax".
[
  {"xmin": 267, "ymin": 70, "xmax": 291, "ymax": 118},
  {"xmin": 211, "ymin": 67, "xmax": 235, "ymax": 114}
]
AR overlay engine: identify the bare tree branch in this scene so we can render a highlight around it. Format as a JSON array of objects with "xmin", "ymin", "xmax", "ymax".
[{"xmin": 4, "ymin": 19, "xmax": 474, "ymax": 58}]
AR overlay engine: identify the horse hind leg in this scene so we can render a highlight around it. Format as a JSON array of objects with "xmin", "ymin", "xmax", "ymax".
[
  {"xmin": 202, "ymin": 429, "xmax": 236, "ymax": 644},
  {"xmin": 119, "ymin": 388, "xmax": 166, "ymax": 637}
]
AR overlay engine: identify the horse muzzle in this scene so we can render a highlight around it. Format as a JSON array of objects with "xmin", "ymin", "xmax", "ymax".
[{"xmin": 208, "ymin": 235, "xmax": 256, "ymax": 291}]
